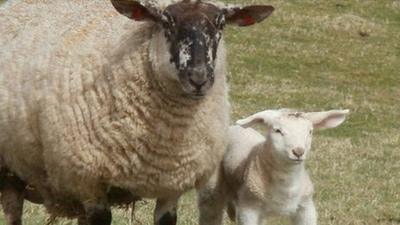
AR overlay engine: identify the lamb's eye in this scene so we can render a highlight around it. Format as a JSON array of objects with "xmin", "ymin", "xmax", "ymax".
[
  {"xmin": 309, "ymin": 130, "xmax": 313, "ymax": 135},
  {"xmin": 274, "ymin": 128, "xmax": 283, "ymax": 135}
]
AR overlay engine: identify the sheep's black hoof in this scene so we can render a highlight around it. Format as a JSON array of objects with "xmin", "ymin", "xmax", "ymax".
[
  {"xmin": 10, "ymin": 219, "xmax": 22, "ymax": 225},
  {"xmin": 86, "ymin": 205, "xmax": 112, "ymax": 225},
  {"xmin": 158, "ymin": 211, "xmax": 177, "ymax": 225}
]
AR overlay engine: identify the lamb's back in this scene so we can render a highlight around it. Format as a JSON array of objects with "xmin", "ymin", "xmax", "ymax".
[{"xmin": 223, "ymin": 126, "xmax": 264, "ymax": 178}]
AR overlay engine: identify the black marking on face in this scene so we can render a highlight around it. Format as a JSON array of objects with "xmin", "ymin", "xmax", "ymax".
[{"xmin": 160, "ymin": 2, "xmax": 226, "ymax": 97}]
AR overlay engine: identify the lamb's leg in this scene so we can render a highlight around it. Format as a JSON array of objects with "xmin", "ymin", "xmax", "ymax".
[
  {"xmin": 198, "ymin": 166, "xmax": 226, "ymax": 225},
  {"xmin": 154, "ymin": 197, "xmax": 179, "ymax": 225},
  {"xmin": 198, "ymin": 190, "xmax": 226, "ymax": 225},
  {"xmin": 0, "ymin": 173, "xmax": 25, "ymax": 225},
  {"xmin": 237, "ymin": 206, "xmax": 261, "ymax": 225},
  {"xmin": 290, "ymin": 199, "xmax": 317, "ymax": 225}
]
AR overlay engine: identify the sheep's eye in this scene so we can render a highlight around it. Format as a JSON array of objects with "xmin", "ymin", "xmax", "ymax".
[
  {"xmin": 274, "ymin": 128, "xmax": 283, "ymax": 135},
  {"xmin": 161, "ymin": 12, "xmax": 175, "ymax": 28},
  {"xmin": 309, "ymin": 130, "xmax": 313, "ymax": 135},
  {"xmin": 215, "ymin": 14, "xmax": 226, "ymax": 29}
]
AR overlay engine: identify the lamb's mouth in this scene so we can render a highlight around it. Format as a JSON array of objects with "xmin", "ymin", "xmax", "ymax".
[{"xmin": 291, "ymin": 158, "xmax": 304, "ymax": 163}]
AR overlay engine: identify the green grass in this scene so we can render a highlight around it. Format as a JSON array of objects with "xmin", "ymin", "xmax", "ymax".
[{"xmin": 1, "ymin": 0, "xmax": 400, "ymax": 224}]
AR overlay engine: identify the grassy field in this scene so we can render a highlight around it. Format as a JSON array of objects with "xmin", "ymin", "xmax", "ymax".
[{"xmin": 1, "ymin": 0, "xmax": 400, "ymax": 224}]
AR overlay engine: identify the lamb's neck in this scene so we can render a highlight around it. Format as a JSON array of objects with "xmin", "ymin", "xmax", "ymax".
[{"xmin": 260, "ymin": 142, "xmax": 306, "ymax": 187}]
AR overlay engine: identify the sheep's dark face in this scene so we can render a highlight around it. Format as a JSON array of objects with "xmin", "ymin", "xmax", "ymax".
[
  {"xmin": 111, "ymin": 0, "xmax": 275, "ymax": 98},
  {"xmin": 160, "ymin": 3, "xmax": 224, "ymax": 97}
]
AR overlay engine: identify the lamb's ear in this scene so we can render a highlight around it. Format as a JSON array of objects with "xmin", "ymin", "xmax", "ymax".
[
  {"xmin": 223, "ymin": 5, "xmax": 274, "ymax": 27},
  {"xmin": 111, "ymin": 0, "xmax": 159, "ymax": 21},
  {"xmin": 303, "ymin": 110, "xmax": 350, "ymax": 130},
  {"xmin": 236, "ymin": 114, "xmax": 264, "ymax": 128},
  {"xmin": 236, "ymin": 110, "xmax": 280, "ymax": 128}
]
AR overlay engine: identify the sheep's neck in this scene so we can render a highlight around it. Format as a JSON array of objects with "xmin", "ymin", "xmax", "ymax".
[{"xmin": 105, "ymin": 27, "xmax": 203, "ymax": 118}]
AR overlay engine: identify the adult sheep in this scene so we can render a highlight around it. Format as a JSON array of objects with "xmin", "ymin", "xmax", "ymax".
[{"xmin": 0, "ymin": 0, "xmax": 274, "ymax": 224}]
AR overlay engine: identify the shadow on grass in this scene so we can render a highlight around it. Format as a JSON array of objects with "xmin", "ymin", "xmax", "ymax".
[{"xmin": 377, "ymin": 217, "xmax": 400, "ymax": 224}]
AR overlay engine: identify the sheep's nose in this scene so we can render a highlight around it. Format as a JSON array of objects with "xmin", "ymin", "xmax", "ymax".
[
  {"xmin": 188, "ymin": 69, "xmax": 208, "ymax": 90},
  {"xmin": 292, "ymin": 148, "xmax": 305, "ymax": 158},
  {"xmin": 189, "ymin": 76, "xmax": 207, "ymax": 90}
]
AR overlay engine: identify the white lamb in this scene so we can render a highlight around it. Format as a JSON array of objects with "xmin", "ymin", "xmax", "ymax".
[{"xmin": 198, "ymin": 109, "xmax": 349, "ymax": 225}]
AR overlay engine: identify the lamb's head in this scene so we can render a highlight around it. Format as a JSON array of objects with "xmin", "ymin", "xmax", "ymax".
[
  {"xmin": 111, "ymin": 0, "xmax": 274, "ymax": 98},
  {"xmin": 236, "ymin": 109, "xmax": 349, "ymax": 164}
]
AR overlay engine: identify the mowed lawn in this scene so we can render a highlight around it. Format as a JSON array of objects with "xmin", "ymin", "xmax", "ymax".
[{"xmin": 1, "ymin": 0, "xmax": 399, "ymax": 225}]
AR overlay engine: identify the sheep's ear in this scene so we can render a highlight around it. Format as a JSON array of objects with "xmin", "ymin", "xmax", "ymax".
[
  {"xmin": 303, "ymin": 110, "xmax": 350, "ymax": 130},
  {"xmin": 111, "ymin": 0, "xmax": 159, "ymax": 21},
  {"xmin": 236, "ymin": 110, "xmax": 280, "ymax": 128},
  {"xmin": 223, "ymin": 5, "xmax": 274, "ymax": 27}
]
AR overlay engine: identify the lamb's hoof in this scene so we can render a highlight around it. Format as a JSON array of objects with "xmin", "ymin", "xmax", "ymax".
[{"xmin": 158, "ymin": 212, "xmax": 177, "ymax": 225}]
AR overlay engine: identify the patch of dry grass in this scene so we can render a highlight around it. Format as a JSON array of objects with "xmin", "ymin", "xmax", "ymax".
[{"xmin": 1, "ymin": 0, "xmax": 399, "ymax": 224}]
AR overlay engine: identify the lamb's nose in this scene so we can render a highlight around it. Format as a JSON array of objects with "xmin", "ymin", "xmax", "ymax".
[{"xmin": 292, "ymin": 148, "xmax": 305, "ymax": 158}]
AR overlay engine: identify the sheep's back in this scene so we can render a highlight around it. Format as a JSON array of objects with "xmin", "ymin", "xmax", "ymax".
[
  {"xmin": 0, "ymin": 0, "xmax": 144, "ymax": 143},
  {"xmin": 0, "ymin": 0, "xmax": 133, "ymax": 110},
  {"xmin": 0, "ymin": 0, "xmax": 149, "ymax": 186}
]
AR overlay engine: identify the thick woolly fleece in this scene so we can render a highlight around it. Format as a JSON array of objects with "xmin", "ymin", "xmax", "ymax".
[{"xmin": 0, "ymin": 0, "xmax": 229, "ymax": 216}]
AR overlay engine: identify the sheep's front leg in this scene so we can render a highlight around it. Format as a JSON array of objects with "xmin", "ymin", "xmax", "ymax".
[
  {"xmin": 154, "ymin": 196, "xmax": 179, "ymax": 225},
  {"xmin": 85, "ymin": 203, "xmax": 112, "ymax": 225},
  {"xmin": 77, "ymin": 215, "xmax": 89, "ymax": 225},
  {"xmin": 0, "ymin": 173, "xmax": 25, "ymax": 225},
  {"xmin": 290, "ymin": 199, "xmax": 317, "ymax": 225},
  {"xmin": 83, "ymin": 200, "xmax": 112, "ymax": 225}
]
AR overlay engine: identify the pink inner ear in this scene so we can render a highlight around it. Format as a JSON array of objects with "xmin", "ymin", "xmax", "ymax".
[
  {"xmin": 132, "ymin": 8, "xmax": 144, "ymax": 20},
  {"xmin": 242, "ymin": 14, "xmax": 256, "ymax": 26}
]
